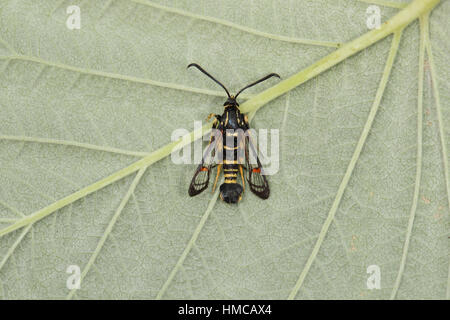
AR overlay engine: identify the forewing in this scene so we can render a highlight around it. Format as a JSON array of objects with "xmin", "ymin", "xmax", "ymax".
[
  {"xmin": 188, "ymin": 130, "xmax": 222, "ymax": 196},
  {"xmin": 245, "ymin": 134, "xmax": 270, "ymax": 199}
]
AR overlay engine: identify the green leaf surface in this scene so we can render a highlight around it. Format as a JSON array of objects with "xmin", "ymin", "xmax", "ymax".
[{"xmin": 0, "ymin": 0, "xmax": 448, "ymax": 299}]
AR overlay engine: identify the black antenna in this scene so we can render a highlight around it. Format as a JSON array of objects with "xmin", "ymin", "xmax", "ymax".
[
  {"xmin": 187, "ymin": 63, "xmax": 231, "ymax": 98},
  {"xmin": 235, "ymin": 73, "xmax": 280, "ymax": 98}
]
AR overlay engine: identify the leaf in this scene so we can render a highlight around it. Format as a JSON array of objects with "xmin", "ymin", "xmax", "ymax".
[{"xmin": 0, "ymin": 0, "xmax": 448, "ymax": 299}]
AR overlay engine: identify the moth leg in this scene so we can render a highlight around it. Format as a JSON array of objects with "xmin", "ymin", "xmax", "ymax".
[
  {"xmin": 206, "ymin": 113, "xmax": 216, "ymax": 122},
  {"xmin": 212, "ymin": 164, "xmax": 222, "ymax": 192},
  {"xmin": 207, "ymin": 113, "xmax": 223, "ymax": 123},
  {"xmin": 239, "ymin": 165, "xmax": 245, "ymax": 191}
]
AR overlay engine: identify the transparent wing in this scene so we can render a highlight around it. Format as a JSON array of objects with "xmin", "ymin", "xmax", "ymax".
[
  {"xmin": 245, "ymin": 134, "xmax": 269, "ymax": 199},
  {"xmin": 188, "ymin": 130, "xmax": 223, "ymax": 196}
]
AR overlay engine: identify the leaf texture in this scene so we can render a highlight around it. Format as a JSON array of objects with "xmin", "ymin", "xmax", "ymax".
[{"xmin": 0, "ymin": 0, "xmax": 448, "ymax": 299}]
